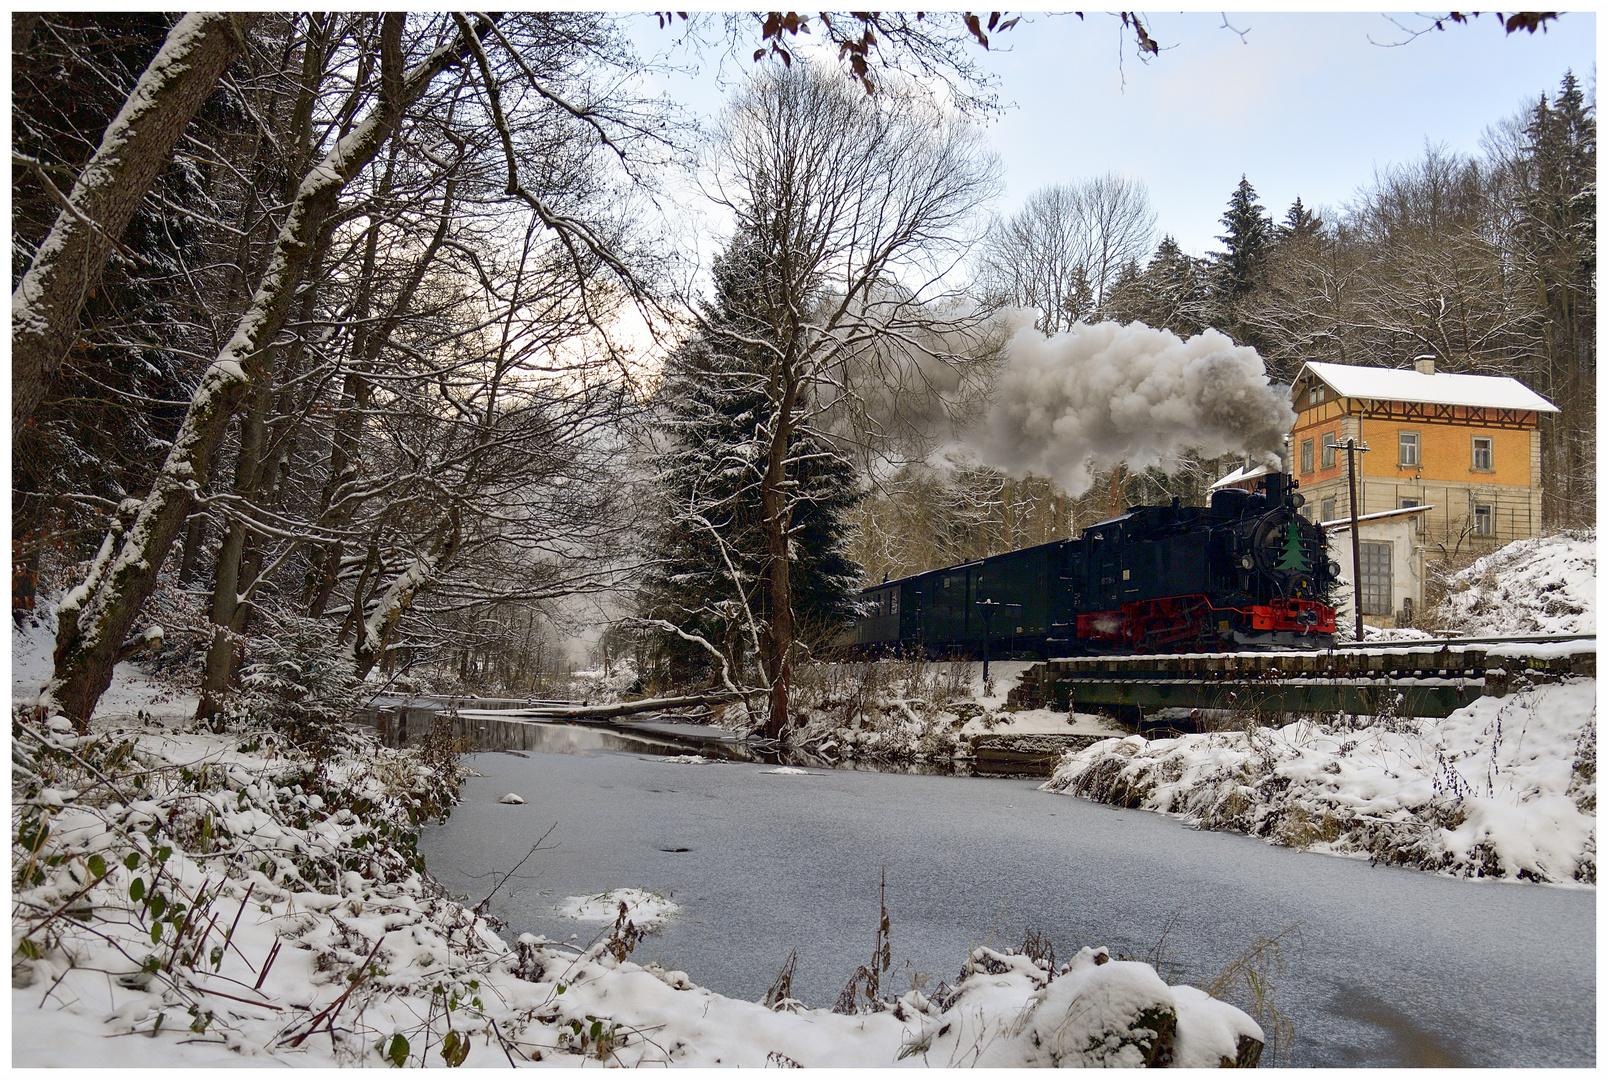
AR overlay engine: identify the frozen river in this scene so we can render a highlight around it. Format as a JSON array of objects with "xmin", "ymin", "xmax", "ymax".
[{"xmin": 420, "ymin": 725, "xmax": 1595, "ymax": 1067}]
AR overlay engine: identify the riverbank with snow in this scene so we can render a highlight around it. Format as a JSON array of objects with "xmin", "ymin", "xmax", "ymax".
[
  {"xmin": 1042, "ymin": 678, "xmax": 1596, "ymax": 884},
  {"xmin": 784, "ymin": 658, "xmax": 1125, "ymax": 764},
  {"xmin": 13, "ymin": 624, "xmax": 1263, "ymax": 1068}
]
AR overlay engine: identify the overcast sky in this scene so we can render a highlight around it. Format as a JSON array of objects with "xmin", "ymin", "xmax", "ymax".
[{"xmin": 627, "ymin": 11, "xmax": 1596, "ymax": 261}]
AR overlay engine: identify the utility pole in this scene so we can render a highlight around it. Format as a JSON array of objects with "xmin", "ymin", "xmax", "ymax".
[
  {"xmin": 1345, "ymin": 438, "xmax": 1369, "ymax": 643},
  {"xmin": 975, "ymin": 597, "xmax": 1021, "ymax": 684}
]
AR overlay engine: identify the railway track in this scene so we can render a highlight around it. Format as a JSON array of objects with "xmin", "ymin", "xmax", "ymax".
[{"xmin": 1008, "ymin": 634, "xmax": 1595, "ymax": 719}]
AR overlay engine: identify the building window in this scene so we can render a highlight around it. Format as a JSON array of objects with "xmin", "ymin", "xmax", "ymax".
[
  {"xmin": 1473, "ymin": 504, "xmax": 1494, "ymax": 536},
  {"xmin": 1320, "ymin": 497, "xmax": 1336, "ymax": 522},
  {"xmin": 1400, "ymin": 498, "xmax": 1422, "ymax": 532},
  {"xmin": 1398, "ymin": 431, "xmax": 1420, "ymax": 466},
  {"xmin": 1359, "ymin": 541, "xmax": 1392, "ymax": 615},
  {"xmin": 1321, "ymin": 432, "xmax": 1337, "ymax": 468},
  {"xmin": 1472, "ymin": 436, "xmax": 1493, "ymax": 471},
  {"xmin": 1300, "ymin": 439, "xmax": 1314, "ymax": 474},
  {"xmin": 1309, "ymin": 384, "xmax": 1325, "ymax": 406}
]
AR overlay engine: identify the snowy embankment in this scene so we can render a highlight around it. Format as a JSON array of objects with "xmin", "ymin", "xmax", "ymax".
[
  {"xmin": 787, "ymin": 658, "xmax": 1122, "ymax": 762},
  {"xmin": 13, "ymin": 625, "xmax": 1262, "ymax": 1067},
  {"xmin": 1433, "ymin": 529, "xmax": 1595, "ymax": 636},
  {"xmin": 1043, "ymin": 680, "xmax": 1596, "ymax": 884}
]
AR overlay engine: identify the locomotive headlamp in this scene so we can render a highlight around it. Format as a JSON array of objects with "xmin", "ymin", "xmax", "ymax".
[
  {"xmin": 1290, "ymin": 493, "xmax": 1305, "ymax": 508},
  {"xmin": 1328, "ymin": 560, "xmax": 1342, "ymax": 577},
  {"xmin": 1241, "ymin": 555, "xmax": 1256, "ymax": 570}
]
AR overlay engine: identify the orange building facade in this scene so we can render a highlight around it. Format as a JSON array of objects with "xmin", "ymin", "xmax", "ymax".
[{"xmin": 1289, "ymin": 360, "xmax": 1557, "ymax": 558}]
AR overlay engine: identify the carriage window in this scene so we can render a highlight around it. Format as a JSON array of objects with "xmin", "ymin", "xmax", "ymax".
[
  {"xmin": 1300, "ymin": 439, "xmax": 1314, "ymax": 474},
  {"xmin": 1472, "ymin": 437, "xmax": 1493, "ymax": 471},
  {"xmin": 1358, "ymin": 541, "xmax": 1392, "ymax": 615}
]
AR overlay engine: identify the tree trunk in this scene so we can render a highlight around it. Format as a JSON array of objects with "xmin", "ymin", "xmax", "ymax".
[
  {"xmin": 177, "ymin": 513, "xmax": 209, "ymax": 585},
  {"xmin": 40, "ymin": 15, "xmax": 490, "ymax": 729},
  {"xmin": 196, "ymin": 368, "xmax": 275, "ymax": 721},
  {"xmin": 758, "ymin": 363, "xmax": 801, "ymax": 740},
  {"xmin": 13, "ymin": 13, "xmax": 258, "ymax": 436},
  {"xmin": 352, "ymin": 511, "xmax": 462, "ymax": 681}
]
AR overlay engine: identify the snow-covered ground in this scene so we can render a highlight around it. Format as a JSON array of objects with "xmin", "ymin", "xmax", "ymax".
[
  {"xmin": 1431, "ymin": 530, "xmax": 1595, "ymax": 636},
  {"xmin": 786, "ymin": 658, "xmax": 1125, "ymax": 761},
  {"xmin": 1043, "ymin": 679, "xmax": 1596, "ymax": 885},
  {"xmin": 13, "ymin": 620, "xmax": 1263, "ymax": 1067}
]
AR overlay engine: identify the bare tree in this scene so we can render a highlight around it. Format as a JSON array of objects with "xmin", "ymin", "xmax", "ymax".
[
  {"xmin": 40, "ymin": 13, "xmax": 669, "ymax": 728},
  {"xmin": 13, "ymin": 12, "xmax": 259, "ymax": 437},
  {"xmin": 699, "ymin": 61, "xmax": 1001, "ymax": 737},
  {"xmin": 975, "ymin": 174, "xmax": 1156, "ymax": 332}
]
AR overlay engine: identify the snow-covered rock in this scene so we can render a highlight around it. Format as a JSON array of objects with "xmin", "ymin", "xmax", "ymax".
[
  {"xmin": 557, "ymin": 888, "xmax": 679, "ymax": 928},
  {"xmin": 499, "ymin": 791, "xmax": 525, "ymax": 804}
]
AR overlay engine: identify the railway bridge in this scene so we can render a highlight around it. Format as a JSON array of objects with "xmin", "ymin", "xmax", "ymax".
[{"xmin": 1006, "ymin": 635, "xmax": 1595, "ymax": 722}]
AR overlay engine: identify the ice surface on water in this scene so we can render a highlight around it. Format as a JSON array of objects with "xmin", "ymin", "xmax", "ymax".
[{"xmin": 422, "ymin": 746, "xmax": 1595, "ymax": 1068}]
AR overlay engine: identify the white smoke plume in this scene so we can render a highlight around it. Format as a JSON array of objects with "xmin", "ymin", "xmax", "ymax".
[{"xmin": 961, "ymin": 317, "xmax": 1296, "ymax": 496}]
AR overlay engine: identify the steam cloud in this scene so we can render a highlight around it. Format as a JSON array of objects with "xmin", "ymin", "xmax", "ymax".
[{"xmin": 962, "ymin": 317, "xmax": 1296, "ymax": 497}]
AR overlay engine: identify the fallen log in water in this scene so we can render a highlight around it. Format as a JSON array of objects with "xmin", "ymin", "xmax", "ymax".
[{"xmin": 458, "ymin": 692, "xmax": 743, "ymax": 720}]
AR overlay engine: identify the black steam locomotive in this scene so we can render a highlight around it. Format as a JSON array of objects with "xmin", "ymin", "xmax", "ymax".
[{"xmin": 851, "ymin": 471, "xmax": 1339, "ymax": 657}]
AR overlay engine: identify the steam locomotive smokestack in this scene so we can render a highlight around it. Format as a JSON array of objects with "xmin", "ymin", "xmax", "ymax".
[{"xmin": 964, "ymin": 320, "xmax": 1296, "ymax": 498}]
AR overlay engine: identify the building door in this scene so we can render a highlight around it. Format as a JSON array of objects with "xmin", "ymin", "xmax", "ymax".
[{"xmin": 1358, "ymin": 541, "xmax": 1392, "ymax": 615}]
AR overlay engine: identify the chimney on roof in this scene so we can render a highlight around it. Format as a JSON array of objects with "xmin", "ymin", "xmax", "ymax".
[{"xmin": 1413, "ymin": 355, "xmax": 1436, "ymax": 375}]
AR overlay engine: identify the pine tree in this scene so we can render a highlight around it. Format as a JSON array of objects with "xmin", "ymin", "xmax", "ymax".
[
  {"xmin": 1104, "ymin": 235, "xmax": 1209, "ymax": 338},
  {"xmin": 638, "ymin": 235, "xmax": 863, "ymax": 688},
  {"xmin": 1516, "ymin": 71, "xmax": 1595, "ymax": 527},
  {"xmin": 1212, "ymin": 175, "xmax": 1274, "ymax": 307},
  {"xmin": 1277, "ymin": 196, "xmax": 1323, "ymax": 244}
]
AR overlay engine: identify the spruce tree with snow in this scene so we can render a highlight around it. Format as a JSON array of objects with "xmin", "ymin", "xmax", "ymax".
[
  {"xmin": 1206, "ymin": 175, "xmax": 1274, "ymax": 352},
  {"xmin": 1212, "ymin": 175, "xmax": 1274, "ymax": 305},
  {"xmin": 1103, "ymin": 235, "xmax": 1209, "ymax": 338},
  {"xmin": 1276, "ymin": 196, "xmax": 1324, "ymax": 243},
  {"xmin": 638, "ymin": 234, "xmax": 862, "ymax": 690},
  {"xmin": 1514, "ymin": 70, "xmax": 1595, "ymax": 527}
]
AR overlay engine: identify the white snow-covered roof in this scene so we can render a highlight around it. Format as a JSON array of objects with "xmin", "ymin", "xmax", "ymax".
[
  {"xmin": 1321, "ymin": 504, "xmax": 1435, "ymax": 530},
  {"xmin": 1209, "ymin": 462, "xmax": 1273, "ymax": 491},
  {"xmin": 1299, "ymin": 362, "xmax": 1558, "ymax": 413}
]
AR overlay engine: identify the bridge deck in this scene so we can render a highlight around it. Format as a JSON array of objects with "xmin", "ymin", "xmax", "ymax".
[{"xmin": 1008, "ymin": 640, "xmax": 1595, "ymax": 719}]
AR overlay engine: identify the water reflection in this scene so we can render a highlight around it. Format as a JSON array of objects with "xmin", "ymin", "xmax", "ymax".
[
  {"xmin": 370, "ymin": 711, "xmax": 684, "ymax": 757},
  {"xmin": 365, "ymin": 709, "xmax": 1051, "ymax": 778}
]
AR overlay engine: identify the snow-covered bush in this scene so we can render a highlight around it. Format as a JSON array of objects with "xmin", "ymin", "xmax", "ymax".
[
  {"xmin": 232, "ymin": 613, "xmax": 364, "ymax": 735},
  {"xmin": 785, "ymin": 657, "xmax": 979, "ymax": 761}
]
